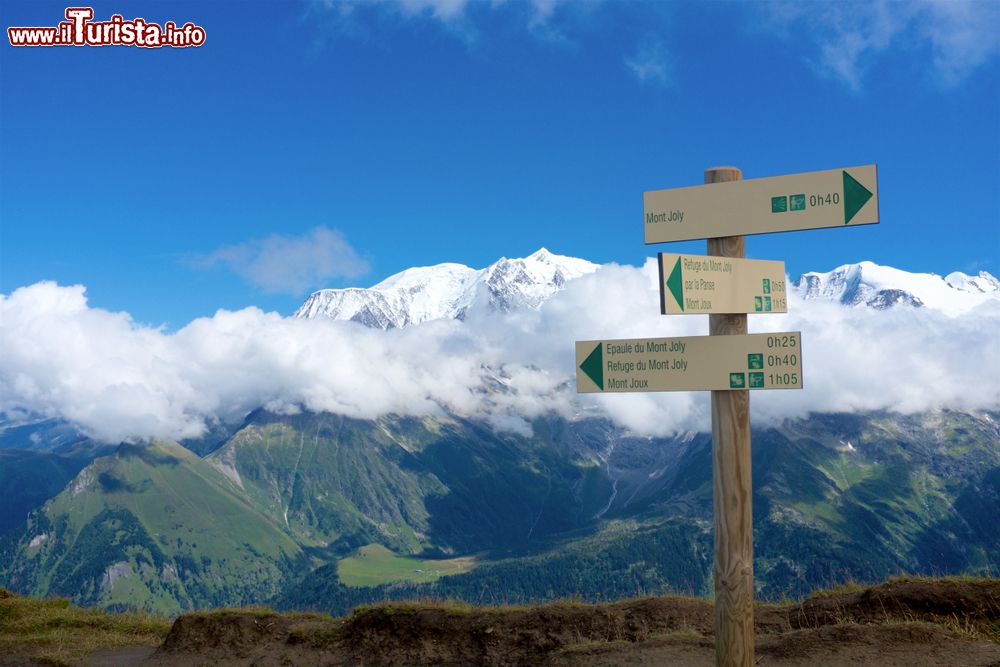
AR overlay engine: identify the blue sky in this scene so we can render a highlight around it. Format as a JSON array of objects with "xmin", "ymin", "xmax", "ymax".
[{"xmin": 2, "ymin": 0, "xmax": 998, "ymax": 328}]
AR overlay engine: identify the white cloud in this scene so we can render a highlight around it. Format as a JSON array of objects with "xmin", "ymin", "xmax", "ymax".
[
  {"xmin": 2, "ymin": 260, "xmax": 998, "ymax": 444},
  {"xmin": 625, "ymin": 35, "xmax": 671, "ymax": 86},
  {"xmin": 395, "ymin": 0, "xmax": 470, "ymax": 20},
  {"xmin": 311, "ymin": 0, "xmax": 607, "ymax": 47},
  {"xmin": 195, "ymin": 226, "xmax": 369, "ymax": 295},
  {"xmin": 315, "ymin": 0, "xmax": 573, "ymax": 25},
  {"xmin": 920, "ymin": 0, "xmax": 1000, "ymax": 85},
  {"xmin": 755, "ymin": 0, "xmax": 1000, "ymax": 91}
]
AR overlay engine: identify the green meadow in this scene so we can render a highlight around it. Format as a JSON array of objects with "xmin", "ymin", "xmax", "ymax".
[{"xmin": 337, "ymin": 544, "xmax": 476, "ymax": 587}]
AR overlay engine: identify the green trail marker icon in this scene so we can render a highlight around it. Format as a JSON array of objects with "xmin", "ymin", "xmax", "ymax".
[
  {"xmin": 771, "ymin": 196, "xmax": 787, "ymax": 213},
  {"xmin": 666, "ymin": 256, "xmax": 684, "ymax": 311},
  {"xmin": 729, "ymin": 373, "xmax": 746, "ymax": 389},
  {"xmin": 843, "ymin": 170, "xmax": 873, "ymax": 224},
  {"xmin": 579, "ymin": 342, "xmax": 603, "ymax": 390},
  {"xmin": 748, "ymin": 353, "xmax": 763, "ymax": 370},
  {"xmin": 749, "ymin": 372, "xmax": 765, "ymax": 388}
]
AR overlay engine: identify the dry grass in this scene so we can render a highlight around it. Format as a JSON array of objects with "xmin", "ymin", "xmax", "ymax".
[
  {"xmin": 0, "ymin": 588, "xmax": 170, "ymax": 666},
  {"xmin": 806, "ymin": 579, "xmax": 868, "ymax": 599},
  {"xmin": 194, "ymin": 605, "xmax": 332, "ymax": 621},
  {"xmin": 5, "ymin": 576, "xmax": 1000, "ymax": 664}
]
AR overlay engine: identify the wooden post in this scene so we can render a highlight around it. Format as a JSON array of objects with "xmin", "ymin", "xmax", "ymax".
[{"xmin": 705, "ymin": 166, "xmax": 754, "ymax": 667}]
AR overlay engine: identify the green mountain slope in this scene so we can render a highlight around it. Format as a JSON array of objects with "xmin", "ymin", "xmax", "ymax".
[
  {"xmin": 0, "ymin": 450, "xmax": 90, "ymax": 535},
  {"xmin": 3, "ymin": 409, "xmax": 997, "ymax": 615},
  {"xmin": 1, "ymin": 440, "xmax": 305, "ymax": 615},
  {"xmin": 206, "ymin": 410, "xmax": 621, "ymax": 556},
  {"xmin": 278, "ymin": 409, "xmax": 1000, "ymax": 612}
]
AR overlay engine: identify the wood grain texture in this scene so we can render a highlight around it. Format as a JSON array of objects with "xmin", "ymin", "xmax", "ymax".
[{"xmin": 705, "ymin": 166, "xmax": 754, "ymax": 667}]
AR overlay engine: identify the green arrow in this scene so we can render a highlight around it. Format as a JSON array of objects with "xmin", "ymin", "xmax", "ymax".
[
  {"xmin": 843, "ymin": 170, "xmax": 873, "ymax": 225},
  {"xmin": 666, "ymin": 257, "xmax": 684, "ymax": 311},
  {"xmin": 579, "ymin": 343, "xmax": 603, "ymax": 390}
]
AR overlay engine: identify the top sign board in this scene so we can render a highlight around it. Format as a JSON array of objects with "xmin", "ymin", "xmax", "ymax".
[{"xmin": 644, "ymin": 165, "xmax": 878, "ymax": 244}]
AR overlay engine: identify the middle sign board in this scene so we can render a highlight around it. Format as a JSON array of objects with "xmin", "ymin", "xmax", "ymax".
[
  {"xmin": 658, "ymin": 253, "xmax": 787, "ymax": 315},
  {"xmin": 576, "ymin": 332, "xmax": 803, "ymax": 393}
]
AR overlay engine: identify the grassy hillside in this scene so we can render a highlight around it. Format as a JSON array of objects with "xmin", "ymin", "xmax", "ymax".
[
  {"xmin": 2, "ymin": 440, "xmax": 306, "ymax": 615},
  {"xmin": 207, "ymin": 410, "xmax": 620, "ymax": 556},
  {"xmin": 0, "ymin": 450, "xmax": 90, "ymax": 535}
]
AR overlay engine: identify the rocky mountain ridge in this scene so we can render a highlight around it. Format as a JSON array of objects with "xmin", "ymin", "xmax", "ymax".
[
  {"xmin": 296, "ymin": 252, "xmax": 999, "ymax": 328},
  {"xmin": 294, "ymin": 248, "xmax": 598, "ymax": 329}
]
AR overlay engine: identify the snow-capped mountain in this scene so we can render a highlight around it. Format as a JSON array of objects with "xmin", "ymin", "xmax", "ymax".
[
  {"xmin": 297, "ymin": 251, "xmax": 999, "ymax": 328},
  {"xmin": 294, "ymin": 248, "xmax": 598, "ymax": 329},
  {"xmin": 791, "ymin": 261, "xmax": 1000, "ymax": 315}
]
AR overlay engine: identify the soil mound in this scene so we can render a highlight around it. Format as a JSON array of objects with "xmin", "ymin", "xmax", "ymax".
[
  {"xmin": 148, "ymin": 578, "xmax": 1000, "ymax": 666},
  {"xmin": 790, "ymin": 577, "xmax": 1000, "ymax": 636},
  {"xmin": 158, "ymin": 612, "xmax": 299, "ymax": 658},
  {"xmin": 335, "ymin": 597, "xmax": 716, "ymax": 666}
]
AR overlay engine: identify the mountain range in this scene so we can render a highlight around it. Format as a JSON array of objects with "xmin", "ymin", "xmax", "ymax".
[
  {"xmin": 793, "ymin": 261, "xmax": 1000, "ymax": 314},
  {"xmin": 296, "ymin": 250, "xmax": 999, "ymax": 328},
  {"xmin": 294, "ymin": 248, "xmax": 598, "ymax": 329},
  {"xmin": 1, "ymin": 250, "xmax": 998, "ymax": 615},
  {"xmin": 5, "ymin": 406, "xmax": 997, "ymax": 616}
]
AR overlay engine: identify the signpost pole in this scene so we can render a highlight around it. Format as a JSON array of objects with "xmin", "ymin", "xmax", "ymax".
[{"xmin": 705, "ymin": 166, "xmax": 754, "ymax": 667}]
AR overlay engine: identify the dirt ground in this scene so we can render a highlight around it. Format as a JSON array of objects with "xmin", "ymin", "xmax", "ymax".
[
  {"xmin": 549, "ymin": 623, "xmax": 1000, "ymax": 666},
  {"xmin": 7, "ymin": 578, "xmax": 1000, "ymax": 666}
]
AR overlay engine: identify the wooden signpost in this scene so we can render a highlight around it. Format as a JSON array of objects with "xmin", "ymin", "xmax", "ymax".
[{"xmin": 575, "ymin": 164, "xmax": 879, "ymax": 667}]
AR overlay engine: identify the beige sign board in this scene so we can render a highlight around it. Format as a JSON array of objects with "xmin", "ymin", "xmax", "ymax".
[
  {"xmin": 659, "ymin": 253, "xmax": 787, "ymax": 315},
  {"xmin": 644, "ymin": 165, "xmax": 878, "ymax": 244},
  {"xmin": 576, "ymin": 332, "xmax": 803, "ymax": 393}
]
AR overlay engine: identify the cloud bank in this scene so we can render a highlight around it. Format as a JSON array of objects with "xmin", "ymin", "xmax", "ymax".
[{"xmin": 2, "ymin": 260, "xmax": 998, "ymax": 443}]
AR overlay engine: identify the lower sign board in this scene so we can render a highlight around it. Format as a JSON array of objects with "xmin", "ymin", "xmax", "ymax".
[
  {"xmin": 576, "ymin": 332, "xmax": 803, "ymax": 392},
  {"xmin": 659, "ymin": 253, "xmax": 787, "ymax": 314},
  {"xmin": 644, "ymin": 164, "xmax": 878, "ymax": 243}
]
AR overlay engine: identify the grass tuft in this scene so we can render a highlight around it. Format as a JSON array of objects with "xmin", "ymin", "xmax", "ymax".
[
  {"xmin": 0, "ymin": 593, "xmax": 170, "ymax": 666},
  {"xmin": 806, "ymin": 579, "xmax": 868, "ymax": 599}
]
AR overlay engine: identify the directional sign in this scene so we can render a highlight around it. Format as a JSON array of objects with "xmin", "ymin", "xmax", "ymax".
[
  {"xmin": 644, "ymin": 165, "xmax": 878, "ymax": 244},
  {"xmin": 659, "ymin": 253, "xmax": 787, "ymax": 315},
  {"xmin": 576, "ymin": 332, "xmax": 803, "ymax": 393}
]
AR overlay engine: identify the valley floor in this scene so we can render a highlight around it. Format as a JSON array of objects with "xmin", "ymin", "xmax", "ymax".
[{"xmin": 3, "ymin": 578, "xmax": 1000, "ymax": 666}]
